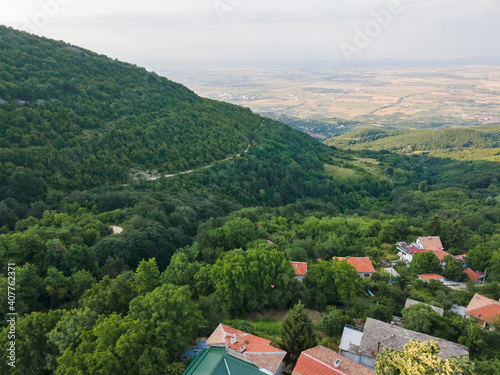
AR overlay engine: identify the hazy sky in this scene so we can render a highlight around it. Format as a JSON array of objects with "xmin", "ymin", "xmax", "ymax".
[{"xmin": 2, "ymin": 0, "xmax": 499, "ymax": 68}]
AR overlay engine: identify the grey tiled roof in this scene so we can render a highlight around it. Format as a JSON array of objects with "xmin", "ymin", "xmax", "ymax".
[
  {"xmin": 359, "ymin": 318, "xmax": 469, "ymax": 359},
  {"xmin": 404, "ymin": 299, "xmax": 444, "ymax": 316}
]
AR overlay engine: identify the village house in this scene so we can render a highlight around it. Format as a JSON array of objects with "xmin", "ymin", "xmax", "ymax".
[
  {"xmin": 184, "ymin": 346, "xmax": 269, "ymax": 375},
  {"xmin": 396, "ymin": 242, "xmax": 420, "ymax": 263},
  {"xmin": 186, "ymin": 323, "xmax": 287, "ymax": 375},
  {"xmin": 416, "ymin": 236, "xmax": 444, "ymax": 250},
  {"xmin": 418, "ymin": 273, "xmax": 445, "ymax": 282},
  {"xmin": 465, "ymin": 294, "xmax": 500, "ymax": 331},
  {"xmin": 339, "ymin": 318, "xmax": 469, "ymax": 370},
  {"xmin": 334, "ymin": 257, "xmax": 375, "ymax": 278},
  {"xmin": 396, "ymin": 241, "xmax": 449, "ymax": 266},
  {"xmin": 463, "ymin": 268, "xmax": 486, "ymax": 283},
  {"xmin": 290, "ymin": 261, "xmax": 307, "ymax": 282},
  {"xmin": 292, "ymin": 345, "xmax": 374, "ymax": 375}
]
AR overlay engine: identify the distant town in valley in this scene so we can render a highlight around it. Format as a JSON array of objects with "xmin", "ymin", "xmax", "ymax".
[
  {"xmin": 165, "ymin": 64, "xmax": 500, "ymax": 140},
  {"xmin": 1, "ymin": 13, "xmax": 499, "ymax": 374}
]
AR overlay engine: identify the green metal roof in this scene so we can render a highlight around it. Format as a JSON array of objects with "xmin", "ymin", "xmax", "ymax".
[{"xmin": 183, "ymin": 347, "xmax": 264, "ymax": 375}]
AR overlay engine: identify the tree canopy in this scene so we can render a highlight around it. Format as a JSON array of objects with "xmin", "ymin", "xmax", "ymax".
[
  {"xmin": 304, "ymin": 259, "xmax": 364, "ymax": 304},
  {"xmin": 409, "ymin": 252, "xmax": 442, "ymax": 275},
  {"xmin": 374, "ymin": 339, "xmax": 474, "ymax": 375}
]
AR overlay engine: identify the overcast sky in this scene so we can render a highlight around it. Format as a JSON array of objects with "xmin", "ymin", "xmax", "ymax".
[{"xmin": 2, "ymin": 0, "xmax": 499, "ymax": 68}]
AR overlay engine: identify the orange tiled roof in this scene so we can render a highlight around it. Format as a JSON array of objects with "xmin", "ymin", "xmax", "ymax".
[
  {"xmin": 292, "ymin": 346, "xmax": 374, "ymax": 375},
  {"xmin": 290, "ymin": 262, "xmax": 308, "ymax": 276},
  {"xmin": 465, "ymin": 294, "xmax": 500, "ymax": 324},
  {"xmin": 334, "ymin": 257, "xmax": 375, "ymax": 273},
  {"xmin": 463, "ymin": 268, "xmax": 484, "ymax": 282},
  {"xmin": 455, "ymin": 254, "xmax": 468, "ymax": 263},
  {"xmin": 418, "ymin": 273, "xmax": 444, "ymax": 281},
  {"xmin": 411, "ymin": 249, "xmax": 450, "ymax": 262},
  {"xmin": 417, "ymin": 236, "xmax": 444, "ymax": 250},
  {"xmin": 206, "ymin": 324, "xmax": 286, "ymax": 374}
]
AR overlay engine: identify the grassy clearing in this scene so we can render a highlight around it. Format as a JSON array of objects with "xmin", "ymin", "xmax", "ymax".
[
  {"xmin": 427, "ymin": 147, "xmax": 500, "ymax": 162},
  {"xmin": 222, "ymin": 317, "xmax": 283, "ymax": 347},
  {"xmin": 224, "ymin": 309, "xmax": 344, "ymax": 352},
  {"xmin": 324, "ymin": 164, "xmax": 358, "ymax": 180}
]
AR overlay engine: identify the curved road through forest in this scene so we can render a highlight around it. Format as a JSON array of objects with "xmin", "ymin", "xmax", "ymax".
[{"xmin": 134, "ymin": 120, "xmax": 264, "ymax": 181}]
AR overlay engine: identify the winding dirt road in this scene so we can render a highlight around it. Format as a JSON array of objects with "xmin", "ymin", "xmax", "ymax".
[{"xmin": 135, "ymin": 120, "xmax": 264, "ymax": 181}]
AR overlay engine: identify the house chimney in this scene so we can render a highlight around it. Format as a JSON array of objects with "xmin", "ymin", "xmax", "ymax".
[
  {"xmin": 230, "ymin": 336, "xmax": 237, "ymax": 345},
  {"xmin": 240, "ymin": 344, "xmax": 246, "ymax": 353},
  {"xmin": 334, "ymin": 359, "xmax": 341, "ymax": 368},
  {"xmin": 391, "ymin": 321, "xmax": 394, "ymax": 327}
]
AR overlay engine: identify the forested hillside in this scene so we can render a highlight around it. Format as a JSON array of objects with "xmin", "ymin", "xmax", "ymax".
[
  {"xmin": 1, "ymin": 27, "xmax": 500, "ymax": 374},
  {"xmin": 0, "ymin": 25, "xmax": 261, "ymax": 201},
  {"xmin": 325, "ymin": 127, "xmax": 500, "ymax": 152}
]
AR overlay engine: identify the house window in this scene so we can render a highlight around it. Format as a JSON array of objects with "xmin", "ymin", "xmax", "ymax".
[{"xmin": 364, "ymin": 274, "xmax": 370, "ymax": 278}]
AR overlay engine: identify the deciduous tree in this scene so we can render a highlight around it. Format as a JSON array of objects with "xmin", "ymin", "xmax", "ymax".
[
  {"xmin": 409, "ymin": 252, "xmax": 441, "ymax": 275},
  {"xmin": 133, "ymin": 258, "xmax": 160, "ymax": 294},
  {"xmin": 304, "ymin": 259, "xmax": 363, "ymax": 303},
  {"xmin": 211, "ymin": 248, "xmax": 295, "ymax": 315},
  {"xmin": 442, "ymin": 255, "xmax": 467, "ymax": 282},
  {"xmin": 56, "ymin": 285, "xmax": 205, "ymax": 375},
  {"xmin": 466, "ymin": 245, "xmax": 491, "ymax": 273},
  {"xmin": 0, "ymin": 310, "xmax": 63, "ymax": 374},
  {"xmin": 402, "ymin": 304, "xmax": 443, "ymax": 335},
  {"xmin": 44, "ymin": 266, "xmax": 69, "ymax": 309},
  {"xmin": 80, "ymin": 274, "xmax": 137, "ymax": 315},
  {"xmin": 375, "ymin": 339, "xmax": 474, "ymax": 375}
]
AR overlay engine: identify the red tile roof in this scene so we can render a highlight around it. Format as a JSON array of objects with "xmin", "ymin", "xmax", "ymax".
[
  {"xmin": 455, "ymin": 254, "xmax": 468, "ymax": 263},
  {"xmin": 206, "ymin": 324, "xmax": 286, "ymax": 374},
  {"xmin": 403, "ymin": 244, "xmax": 420, "ymax": 252},
  {"xmin": 418, "ymin": 273, "xmax": 444, "ymax": 281},
  {"xmin": 290, "ymin": 262, "xmax": 308, "ymax": 276},
  {"xmin": 417, "ymin": 236, "xmax": 444, "ymax": 250},
  {"xmin": 463, "ymin": 268, "xmax": 484, "ymax": 282},
  {"xmin": 292, "ymin": 346, "xmax": 373, "ymax": 375},
  {"xmin": 465, "ymin": 294, "xmax": 500, "ymax": 324},
  {"xmin": 334, "ymin": 257, "xmax": 375, "ymax": 274},
  {"xmin": 411, "ymin": 249, "xmax": 450, "ymax": 262}
]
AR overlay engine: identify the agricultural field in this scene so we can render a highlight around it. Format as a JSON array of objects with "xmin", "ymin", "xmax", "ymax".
[{"xmin": 165, "ymin": 64, "xmax": 500, "ymax": 138}]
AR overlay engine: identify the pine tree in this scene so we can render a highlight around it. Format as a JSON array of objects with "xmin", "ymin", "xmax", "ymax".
[
  {"xmin": 447, "ymin": 219, "xmax": 464, "ymax": 252},
  {"xmin": 280, "ymin": 301, "xmax": 318, "ymax": 366},
  {"xmin": 428, "ymin": 213, "xmax": 441, "ymax": 236}
]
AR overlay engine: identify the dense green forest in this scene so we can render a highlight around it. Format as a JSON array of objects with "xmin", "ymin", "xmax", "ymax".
[
  {"xmin": 325, "ymin": 126, "xmax": 500, "ymax": 153},
  {"xmin": 0, "ymin": 26, "xmax": 500, "ymax": 374},
  {"xmin": 0, "ymin": 25, "xmax": 261, "ymax": 199}
]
